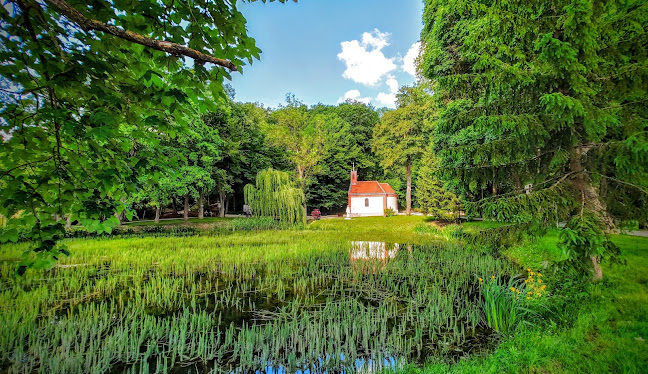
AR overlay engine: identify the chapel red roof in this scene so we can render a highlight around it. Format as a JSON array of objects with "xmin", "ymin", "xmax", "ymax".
[
  {"xmin": 380, "ymin": 183, "xmax": 396, "ymax": 193},
  {"xmin": 349, "ymin": 181, "xmax": 396, "ymax": 195}
]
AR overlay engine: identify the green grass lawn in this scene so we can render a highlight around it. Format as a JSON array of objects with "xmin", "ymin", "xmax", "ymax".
[
  {"xmin": 409, "ymin": 222, "xmax": 648, "ymax": 374},
  {"xmin": 308, "ymin": 215, "xmax": 436, "ymax": 244}
]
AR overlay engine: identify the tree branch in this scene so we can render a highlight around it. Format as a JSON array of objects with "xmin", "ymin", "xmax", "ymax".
[{"xmin": 42, "ymin": 0, "xmax": 238, "ymax": 71}]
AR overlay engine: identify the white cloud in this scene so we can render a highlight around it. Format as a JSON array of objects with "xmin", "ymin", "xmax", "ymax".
[
  {"xmin": 339, "ymin": 89, "xmax": 372, "ymax": 105},
  {"xmin": 386, "ymin": 76, "xmax": 399, "ymax": 94},
  {"xmin": 361, "ymin": 29, "xmax": 390, "ymax": 50},
  {"xmin": 376, "ymin": 92, "xmax": 397, "ymax": 107},
  {"xmin": 337, "ymin": 29, "xmax": 397, "ymax": 86},
  {"xmin": 403, "ymin": 41, "xmax": 421, "ymax": 77},
  {"xmin": 374, "ymin": 76, "xmax": 399, "ymax": 108}
]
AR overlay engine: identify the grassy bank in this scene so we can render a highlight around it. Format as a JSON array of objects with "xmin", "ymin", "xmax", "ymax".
[{"xmin": 407, "ymin": 223, "xmax": 648, "ymax": 373}]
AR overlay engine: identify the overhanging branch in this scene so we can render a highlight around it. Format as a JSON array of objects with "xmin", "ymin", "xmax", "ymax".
[{"xmin": 42, "ymin": 0, "xmax": 238, "ymax": 71}]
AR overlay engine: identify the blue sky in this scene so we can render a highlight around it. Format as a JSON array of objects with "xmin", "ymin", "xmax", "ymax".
[{"xmin": 229, "ymin": 0, "xmax": 424, "ymax": 109}]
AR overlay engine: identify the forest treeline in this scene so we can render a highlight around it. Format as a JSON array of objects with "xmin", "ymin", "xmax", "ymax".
[{"xmin": 135, "ymin": 87, "xmax": 455, "ymax": 221}]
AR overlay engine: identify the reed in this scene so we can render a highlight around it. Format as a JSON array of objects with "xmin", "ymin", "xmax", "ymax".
[{"xmin": 0, "ymin": 222, "xmax": 519, "ymax": 373}]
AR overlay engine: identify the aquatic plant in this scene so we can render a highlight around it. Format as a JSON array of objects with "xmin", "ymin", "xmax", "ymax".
[
  {"xmin": 480, "ymin": 270, "xmax": 547, "ymax": 334},
  {"xmin": 0, "ymin": 227, "xmax": 519, "ymax": 373}
]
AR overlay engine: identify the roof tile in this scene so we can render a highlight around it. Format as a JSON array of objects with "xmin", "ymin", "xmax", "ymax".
[{"xmin": 349, "ymin": 181, "xmax": 396, "ymax": 195}]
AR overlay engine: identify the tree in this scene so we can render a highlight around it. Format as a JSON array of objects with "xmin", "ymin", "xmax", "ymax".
[
  {"xmin": 134, "ymin": 173, "xmax": 175, "ymax": 223},
  {"xmin": 373, "ymin": 86, "xmax": 432, "ymax": 215},
  {"xmin": 244, "ymin": 168, "xmax": 306, "ymax": 225},
  {"xmin": 268, "ymin": 98, "xmax": 325, "ymax": 185},
  {"xmin": 308, "ymin": 102, "xmax": 381, "ymax": 211},
  {"xmin": 0, "ymin": 0, "xmax": 280, "ymax": 271},
  {"xmin": 417, "ymin": 158, "xmax": 462, "ymax": 221},
  {"xmin": 228, "ymin": 102, "xmax": 289, "ymax": 213},
  {"xmin": 266, "ymin": 96, "xmax": 325, "ymax": 214},
  {"xmin": 421, "ymin": 0, "xmax": 648, "ymax": 280}
]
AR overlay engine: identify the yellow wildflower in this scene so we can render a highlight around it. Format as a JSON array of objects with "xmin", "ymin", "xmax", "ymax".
[{"xmin": 491, "ymin": 275, "xmax": 495, "ymax": 280}]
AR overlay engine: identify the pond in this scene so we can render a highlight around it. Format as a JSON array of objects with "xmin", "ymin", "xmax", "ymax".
[{"xmin": 0, "ymin": 237, "xmax": 518, "ymax": 373}]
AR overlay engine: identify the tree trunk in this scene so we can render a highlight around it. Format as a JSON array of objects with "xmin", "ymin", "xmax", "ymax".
[
  {"xmin": 591, "ymin": 254, "xmax": 603, "ymax": 282},
  {"xmin": 65, "ymin": 215, "xmax": 71, "ymax": 229},
  {"xmin": 172, "ymin": 197, "xmax": 177, "ymax": 215},
  {"xmin": 569, "ymin": 146, "xmax": 615, "ymax": 282},
  {"xmin": 570, "ymin": 147, "xmax": 615, "ymax": 230},
  {"xmin": 198, "ymin": 191, "xmax": 204, "ymax": 219},
  {"xmin": 513, "ymin": 173, "xmax": 522, "ymax": 193},
  {"xmin": 155, "ymin": 206, "xmax": 160, "ymax": 223},
  {"xmin": 225, "ymin": 195, "xmax": 230, "ymax": 215},
  {"xmin": 183, "ymin": 193, "xmax": 189, "ymax": 220},
  {"xmin": 219, "ymin": 190, "xmax": 226, "ymax": 218},
  {"xmin": 297, "ymin": 166, "xmax": 308, "ymax": 220},
  {"xmin": 406, "ymin": 158, "xmax": 412, "ymax": 216}
]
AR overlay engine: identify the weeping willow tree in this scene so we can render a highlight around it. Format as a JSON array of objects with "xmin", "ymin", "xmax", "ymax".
[{"xmin": 244, "ymin": 169, "xmax": 306, "ymax": 225}]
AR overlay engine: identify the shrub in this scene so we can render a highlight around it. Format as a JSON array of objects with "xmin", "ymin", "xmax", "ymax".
[
  {"xmin": 444, "ymin": 223, "xmax": 464, "ymax": 238},
  {"xmin": 168, "ymin": 226, "xmax": 197, "ymax": 236},
  {"xmin": 413, "ymin": 223, "xmax": 441, "ymax": 235},
  {"xmin": 225, "ymin": 217, "xmax": 297, "ymax": 231},
  {"xmin": 384, "ymin": 208, "xmax": 395, "ymax": 217},
  {"xmin": 413, "ymin": 222, "xmax": 463, "ymax": 239},
  {"xmin": 141, "ymin": 226, "xmax": 167, "ymax": 234}
]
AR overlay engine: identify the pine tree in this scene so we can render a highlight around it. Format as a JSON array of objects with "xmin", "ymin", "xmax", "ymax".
[
  {"xmin": 417, "ymin": 160, "xmax": 462, "ymax": 221},
  {"xmin": 421, "ymin": 0, "xmax": 648, "ymax": 280}
]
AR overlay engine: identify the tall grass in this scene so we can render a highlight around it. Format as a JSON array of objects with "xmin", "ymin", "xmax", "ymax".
[
  {"xmin": 0, "ymin": 219, "xmax": 519, "ymax": 373},
  {"xmin": 481, "ymin": 277, "xmax": 522, "ymax": 334}
]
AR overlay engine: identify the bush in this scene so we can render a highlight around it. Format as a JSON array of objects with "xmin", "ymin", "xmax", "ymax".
[
  {"xmin": 384, "ymin": 208, "xmax": 395, "ymax": 217},
  {"xmin": 225, "ymin": 217, "xmax": 292, "ymax": 231},
  {"xmin": 141, "ymin": 226, "xmax": 168, "ymax": 234},
  {"xmin": 168, "ymin": 226, "xmax": 197, "ymax": 236},
  {"xmin": 413, "ymin": 222, "xmax": 463, "ymax": 239},
  {"xmin": 444, "ymin": 223, "xmax": 464, "ymax": 238},
  {"xmin": 413, "ymin": 223, "xmax": 441, "ymax": 235}
]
